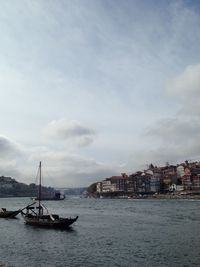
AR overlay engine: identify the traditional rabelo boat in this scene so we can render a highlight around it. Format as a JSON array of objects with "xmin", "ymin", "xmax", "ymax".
[
  {"xmin": 21, "ymin": 162, "xmax": 78, "ymax": 228},
  {"xmin": 0, "ymin": 208, "xmax": 21, "ymax": 218}
]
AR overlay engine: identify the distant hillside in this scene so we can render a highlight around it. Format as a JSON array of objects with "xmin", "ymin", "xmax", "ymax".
[
  {"xmin": 62, "ymin": 187, "xmax": 87, "ymax": 196},
  {"xmin": 0, "ymin": 176, "xmax": 55, "ymax": 198}
]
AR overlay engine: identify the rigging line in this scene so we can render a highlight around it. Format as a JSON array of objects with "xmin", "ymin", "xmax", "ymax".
[{"xmin": 40, "ymin": 203, "xmax": 49, "ymax": 213}]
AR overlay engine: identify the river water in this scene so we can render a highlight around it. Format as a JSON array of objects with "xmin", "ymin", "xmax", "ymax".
[{"xmin": 0, "ymin": 197, "xmax": 199, "ymax": 267}]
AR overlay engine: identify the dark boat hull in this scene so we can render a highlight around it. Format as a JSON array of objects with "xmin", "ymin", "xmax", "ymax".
[
  {"xmin": 24, "ymin": 215, "xmax": 78, "ymax": 228},
  {"xmin": 33, "ymin": 197, "xmax": 65, "ymax": 201},
  {"xmin": 0, "ymin": 210, "xmax": 21, "ymax": 218},
  {"xmin": 33, "ymin": 192, "xmax": 65, "ymax": 201}
]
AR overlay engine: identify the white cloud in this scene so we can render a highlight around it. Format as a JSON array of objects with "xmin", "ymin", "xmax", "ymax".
[
  {"xmin": 166, "ymin": 64, "xmax": 200, "ymax": 115},
  {"xmin": 167, "ymin": 64, "xmax": 200, "ymax": 97}
]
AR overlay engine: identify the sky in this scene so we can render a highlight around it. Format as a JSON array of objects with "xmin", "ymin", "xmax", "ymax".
[{"xmin": 0, "ymin": 0, "xmax": 200, "ymax": 187}]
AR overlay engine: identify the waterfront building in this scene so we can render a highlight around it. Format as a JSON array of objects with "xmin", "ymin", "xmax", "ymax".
[
  {"xmin": 110, "ymin": 176, "xmax": 128, "ymax": 192},
  {"xmin": 150, "ymin": 175, "xmax": 160, "ymax": 193},
  {"xmin": 192, "ymin": 176, "xmax": 200, "ymax": 190},
  {"xmin": 128, "ymin": 172, "xmax": 142, "ymax": 193},
  {"xmin": 96, "ymin": 182, "xmax": 102, "ymax": 193},
  {"xmin": 158, "ymin": 165, "xmax": 177, "ymax": 192},
  {"xmin": 176, "ymin": 185, "xmax": 184, "ymax": 191},
  {"xmin": 182, "ymin": 175, "xmax": 192, "ymax": 190},
  {"xmin": 135, "ymin": 173, "xmax": 151, "ymax": 193},
  {"xmin": 101, "ymin": 175, "xmax": 128, "ymax": 193},
  {"xmin": 127, "ymin": 175, "xmax": 136, "ymax": 193},
  {"xmin": 95, "ymin": 160, "xmax": 200, "ymax": 196},
  {"xmin": 144, "ymin": 169, "xmax": 160, "ymax": 193},
  {"xmin": 102, "ymin": 179, "xmax": 112, "ymax": 192},
  {"xmin": 191, "ymin": 167, "xmax": 200, "ymax": 190},
  {"xmin": 177, "ymin": 165, "xmax": 185, "ymax": 178},
  {"xmin": 153, "ymin": 174, "xmax": 162, "ymax": 192}
]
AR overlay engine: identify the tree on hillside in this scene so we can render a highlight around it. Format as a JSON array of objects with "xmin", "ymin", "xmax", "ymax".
[{"xmin": 87, "ymin": 183, "xmax": 97, "ymax": 194}]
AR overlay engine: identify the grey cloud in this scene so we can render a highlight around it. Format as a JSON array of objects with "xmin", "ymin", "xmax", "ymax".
[
  {"xmin": 146, "ymin": 118, "xmax": 200, "ymax": 144},
  {"xmin": 0, "ymin": 136, "xmax": 25, "ymax": 179},
  {"xmin": 0, "ymin": 162, "xmax": 22, "ymax": 179},
  {"xmin": 141, "ymin": 101, "xmax": 200, "ymax": 168},
  {"xmin": 44, "ymin": 119, "xmax": 95, "ymax": 147},
  {"xmin": 0, "ymin": 136, "xmax": 23, "ymax": 158}
]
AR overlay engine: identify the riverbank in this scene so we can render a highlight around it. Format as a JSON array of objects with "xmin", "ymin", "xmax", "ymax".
[
  {"xmin": 95, "ymin": 191, "xmax": 200, "ymax": 200},
  {"xmin": 148, "ymin": 193, "xmax": 200, "ymax": 200}
]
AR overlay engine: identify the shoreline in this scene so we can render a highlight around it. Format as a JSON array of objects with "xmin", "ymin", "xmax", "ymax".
[{"xmin": 95, "ymin": 191, "xmax": 200, "ymax": 200}]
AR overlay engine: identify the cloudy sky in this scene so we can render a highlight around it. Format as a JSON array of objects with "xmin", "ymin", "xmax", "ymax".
[{"xmin": 0, "ymin": 0, "xmax": 200, "ymax": 187}]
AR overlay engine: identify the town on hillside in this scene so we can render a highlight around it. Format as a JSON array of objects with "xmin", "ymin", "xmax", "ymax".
[{"xmin": 94, "ymin": 160, "xmax": 200, "ymax": 198}]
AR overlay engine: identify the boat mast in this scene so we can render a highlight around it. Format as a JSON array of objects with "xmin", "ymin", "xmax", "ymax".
[{"xmin": 38, "ymin": 161, "xmax": 42, "ymax": 215}]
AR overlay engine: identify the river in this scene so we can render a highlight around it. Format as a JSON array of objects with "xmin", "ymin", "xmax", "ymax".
[{"xmin": 0, "ymin": 197, "xmax": 199, "ymax": 267}]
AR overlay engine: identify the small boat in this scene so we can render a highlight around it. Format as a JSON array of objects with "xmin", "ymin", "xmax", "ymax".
[
  {"xmin": 0, "ymin": 208, "xmax": 21, "ymax": 218},
  {"xmin": 21, "ymin": 162, "xmax": 78, "ymax": 229}
]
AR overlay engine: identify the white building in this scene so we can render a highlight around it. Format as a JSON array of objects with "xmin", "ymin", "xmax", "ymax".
[
  {"xmin": 96, "ymin": 182, "xmax": 102, "ymax": 193},
  {"xmin": 102, "ymin": 179, "xmax": 112, "ymax": 192}
]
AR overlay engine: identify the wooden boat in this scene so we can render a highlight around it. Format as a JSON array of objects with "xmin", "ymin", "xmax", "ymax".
[
  {"xmin": 0, "ymin": 208, "xmax": 21, "ymax": 218},
  {"xmin": 21, "ymin": 162, "xmax": 78, "ymax": 228}
]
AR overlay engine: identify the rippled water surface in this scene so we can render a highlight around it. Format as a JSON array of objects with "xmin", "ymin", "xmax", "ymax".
[{"xmin": 0, "ymin": 197, "xmax": 199, "ymax": 267}]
